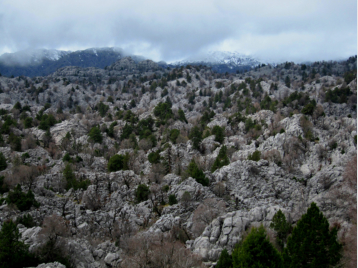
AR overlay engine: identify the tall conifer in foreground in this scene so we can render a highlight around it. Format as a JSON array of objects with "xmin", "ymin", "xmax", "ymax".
[{"xmin": 283, "ymin": 202, "xmax": 342, "ymax": 268}]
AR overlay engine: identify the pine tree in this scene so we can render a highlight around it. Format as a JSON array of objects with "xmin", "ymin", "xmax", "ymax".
[
  {"xmin": 0, "ymin": 221, "xmax": 38, "ymax": 268},
  {"xmin": 232, "ymin": 226, "xmax": 283, "ymax": 268},
  {"xmin": 189, "ymin": 126, "xmax": 202, "ymax": 150},
  {"xmin": 187, "ymin": 159, "xmax": 209, "ymax": 186},
  {"xmin": 283, "ymin": 202, "xmax": 342, "ymax": 268},
  {"xmin": 0, "ymin": 152, "xmax": 7, "ymax": 171},
  {"xmin": 211, "ymin": 146, "xmax": 230, "ymax": 172},
  {"xmin": 270, "ymin": 209, "xmax": 291, "ymax": 249},
  {"xmin": 216, "ymin": 248, "xmax": 233, "ymax": 268}
]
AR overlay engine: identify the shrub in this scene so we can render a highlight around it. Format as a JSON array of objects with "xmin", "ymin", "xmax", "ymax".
[
  {"xmin": 211, "ymin": 146, "xmax": 230, "ymax": 172},
  {"xmin": 245, "ymin": 118, "xmax": 255, "ymax": 132},
  {"xmin": 13, "ymin": 102, "xmax": 22, "ymax": 110},
  {"xmin": 120, "ymin": 123, "xmax": 133, "ymax": 140},
  {"xmin": 178, "ymin": 108, "xmax": 188, "ymax": 123},
  {"xmin": 148, "ymin": 150, "xmax": 161, "ymax": 164},
  {"xmin": 169, "ymin": 129, "xmax": 180, "ymax": 143},
  {"xmin": 16, "ymin": 214, "xmax": 36, "ymax": 228},
  {"xmin": 108, "ymin": 154, "xmax": 129, "ymax": 172},
  {"xmin": 135, "ymin": 184, "xmax": 150, "ymax": 203},
  {"xmin": 97, "ymin": 102, "xmax": 109, "ymax": 117},
  {"xmin": 62, "ymin": 152, "xmax": 72, "ymax": 162},
  {"xmin": 325, "ymin": 87, "xmax": 352, "ymax": 104},
  {"xmin": 212, "ymin": 125, "xmax": 225, "ymax": 144},
  {"xmin": 0, "ymin": 152, "xmax": 7, "ymax": 171},
  {"xmin": 24, "ymin": 117, "xmax": 33, "ymax": 128},
  {"xmin": 107, "ymin": 121, "xmax": 117, "ymax": 138},
  {"xmin": 88, "ymin": 126, "xmax": 102, "ymax": 143},
  {"xmin": 153, "ymin": 102, "xmax": 173, "ymax": 121},
  {"xmin": 187, "ymin": 159, "xmax": 209, "ymax": 186},
  {"xmin": 63, "ymin": 164, "xmax": 90, "ymax": 191},
  {"xmin": 0, "ymin": 176, "xmax": 9, "ymax": 194},
  {"xmin": 38, "ymin": 114, "xmax": 56, "ymax": 131},
  {"xmin": 301, "ymin": 102, "xmax": 315, "ymax": 115},
  {"xmin": 248, "ymin": 150, "xmax": 261, "ymax": 161},
  {"xmin": 107, "ymin": 96, "xmax": 114, "ymax": 103},
  {"xmin": 8, "ymin": 133, "xmax": 22, "ymax": 151},
  {"xmin": 168, "ymin": 194, "xmax": 178, "ymax": 205},
  {"xmin": 6, "ymin": 184, "xmax": 40, "ymax": 211}
]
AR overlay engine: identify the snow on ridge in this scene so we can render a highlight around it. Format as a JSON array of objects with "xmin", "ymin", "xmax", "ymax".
[{"xmin": 170, "ymin": 51, "xmax": 264, "ymax": 68}]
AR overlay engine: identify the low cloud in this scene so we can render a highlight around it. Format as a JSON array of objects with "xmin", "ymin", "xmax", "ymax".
[{"xmin": 0, "ymin": 0, "xmax": 356, "ymax": 63}]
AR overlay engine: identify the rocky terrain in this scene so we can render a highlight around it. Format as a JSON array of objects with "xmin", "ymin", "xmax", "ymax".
[{"xmin": 0, "ymin": 55, "xmax": 356, "ymax": 267}]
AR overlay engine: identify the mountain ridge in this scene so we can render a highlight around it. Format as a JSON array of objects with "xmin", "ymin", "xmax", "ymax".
[{"xmin": 0, "ymin": 48, "xmax": 269, "ymax": 77}]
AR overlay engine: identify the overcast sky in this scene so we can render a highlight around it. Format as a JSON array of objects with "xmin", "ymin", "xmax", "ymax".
[{"xmin": 0, "ymin": 0, "xmax": 356, "ymax": 63}]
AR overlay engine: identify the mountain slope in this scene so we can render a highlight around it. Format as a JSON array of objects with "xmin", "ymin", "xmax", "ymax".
[{"xmin": 0, "ymin": 48, "xmax": 126, "ymax": 77}]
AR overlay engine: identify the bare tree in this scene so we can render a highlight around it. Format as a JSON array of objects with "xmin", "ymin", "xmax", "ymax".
[
  {"xmin": 335, "ymin": 155, "xmax": 357, "ymax": 268},
  {"xmin": 213, "ymin": 182, "xmax": 225, "ymax": 197},
  {"xmin": 119, "ymin": 233, "xmax": 204, "ymax": 268},
  {"xmin": 37, "ymin": 214, "xmax": 70, "ymax": 264},
  {"xmin": 191, "ymin": 198, "xmax": 226, "ymax": 237}
]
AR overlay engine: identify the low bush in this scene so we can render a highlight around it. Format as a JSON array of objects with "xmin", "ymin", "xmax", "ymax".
[{"xmin": 6, "ymin": 184, "xmax": 40, "ymax": 211}]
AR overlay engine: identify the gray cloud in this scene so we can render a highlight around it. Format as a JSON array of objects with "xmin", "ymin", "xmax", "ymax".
[{"xmin": 0, "ymin": 0, "xmax": 356, "ymax": 63}]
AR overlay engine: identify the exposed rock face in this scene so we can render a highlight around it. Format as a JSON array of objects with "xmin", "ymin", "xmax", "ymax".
[
  {"xmin": 34, "ymin": 262, "xmax": 66, "ymax": 268},
  {"xmin": 188, "ymin": 206, "xmax": 290, "ymax": 261}
]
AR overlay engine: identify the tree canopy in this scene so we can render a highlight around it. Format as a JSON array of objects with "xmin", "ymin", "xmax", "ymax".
[
  {"xmin": 283, "ymin": 202, "xmax": 342, "ymax": 268},
  {"xmin": 233, "ymin": 225, "xmax": 283, "ymax": 268},
  {"xmin": 233, "ymin": 226, "xmax": 283, "ymax": 268}
]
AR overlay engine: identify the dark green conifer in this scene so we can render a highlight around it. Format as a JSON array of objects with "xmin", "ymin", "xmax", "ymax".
[{"xmin": 283, "ymin": 202, "xmax": 342, "ymax": 268}]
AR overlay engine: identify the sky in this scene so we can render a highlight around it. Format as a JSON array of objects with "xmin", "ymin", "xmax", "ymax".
[{"xmin": 0, "ymin": 0, "xmax": 356, "ymax": 63}]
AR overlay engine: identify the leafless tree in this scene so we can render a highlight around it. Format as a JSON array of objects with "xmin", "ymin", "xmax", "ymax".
[
  {"xmin": 148, "ymin": 163, "xmax": 166, "ymax": 184},
  {"xmin": 335, "ymin": 155, "xmax": 357, "ymax": 267},
  {"xmin": 213, "ymin": 182, "xmax": 225, "ymax": 197},
  {"xmin": 36, "ymin": 214, "xmax": 70, "ymax": 264},
  {"xmin": 191, "ymin": 198, "xmax": 226, "ymax": 237},
  {"xmin": 119, "ymin": 233, "xmax": 204, "ymax": 268}
]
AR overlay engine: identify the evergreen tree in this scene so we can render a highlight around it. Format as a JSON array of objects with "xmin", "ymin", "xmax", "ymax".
[
  {"xmin": 178, "ymin": 108, "xmax": 188, "ymax": 123},
  {"xmin": 216, "ymin": 248, "xmax": 233, "ymax": 268},
  {"xmin": 189, "ymin": 126, "xmax": 202, "ymax": 150},
  {"xmin": 187, "ymin": 159, "xmax": 209, "ymax": 186},
  {"xmin": 88, "ymin": 126, "xmax": 102, "ymax": 144},
  {"xmin": 283, "ymin": 202, "xmax": 342, "ymax": 268},
  {"xmin": 232, "ymin": 226, "xmax": 283, "ymax": 268},
  {"xmin": 135, "ymin": 184, "xmax": 150, "ymax": 203},
  {"xmin": 0, "ymin": 221, "xmax": 38, "ymax": 268},
  {"xmin": 270, "ymin": 209, "xmax": 291, "ymax": 249},
  {"xmin": 6, "ymin": 184, "xmax": 40, "ymax": 211},
  {"xmin": 0, "ymin": 152, "xmax": 7, "ymax": 171},
  {"xmin": 108, "ymin": 154, "xmax": 129, "ymax": 172},
  {"xmin": 211, "ymin": 146, "xmax": 230, "ymax": 172},
  {"xmin": 212, "ymin": 125, "xmax": 225, "ymax": 144}
]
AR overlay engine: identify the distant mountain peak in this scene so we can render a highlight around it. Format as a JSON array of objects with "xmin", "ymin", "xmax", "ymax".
[{"xmin": 167, "ymin": 50, "xmax": 268, "ymax": 73}]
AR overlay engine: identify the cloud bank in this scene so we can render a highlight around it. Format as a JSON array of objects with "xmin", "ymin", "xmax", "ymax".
[{"xmin": 0, "ymin": 0, "xmax": 356, "ymax": 62}]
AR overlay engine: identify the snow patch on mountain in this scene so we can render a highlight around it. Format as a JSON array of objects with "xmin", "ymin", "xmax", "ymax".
[{"xmin": 170, "ymin": 51, "xmax": 264, "ymax": 68}]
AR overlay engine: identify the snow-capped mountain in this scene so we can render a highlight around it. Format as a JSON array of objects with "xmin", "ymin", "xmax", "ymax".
[
  {"xmin": 168, "ymin": 51, "xmax": 268, "ymax": 73},
  {"xmin": 0, "ymin": 48, "xmax": 272, "ymax": 77}
]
